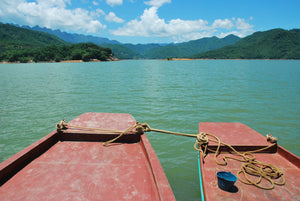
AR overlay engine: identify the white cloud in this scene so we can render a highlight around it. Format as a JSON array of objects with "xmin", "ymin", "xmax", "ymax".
[
  {"xmin": 212, "ymin": 19, "xmax": 233, "ymax": 29},
  {"xmin": 168, "ymin": 19, "xmax": 208, "ymax": 34},
  {"xmin": 111, "ymin": 7, "xmax": 159, "ymax": 36},
  {"xmin": 90, "ymin": 8, "xmax": 105, "ymax": 18},
  {"xmin": 236, "ymin": 18, "xmax": 253, "ymax": 30},
  {"xmin": 111, "ymin": 5, "xmax": 254, "ymax": 42},
  {"xmin": 144, "ymin": 0, "xmax": 171, "ymax": 8},
  {"xmin": 105, "ymin": 12, "xmax": 124, "ymax": 23},
  {"xmin": 36, "ymin": 0, "xmax": 71, "ymax": 8},
  {"xmin": 111, "ymin": 7, "xmax": 208, "ymax": 37},
  {"xmin": 173, "ymin": 31, "xmax": 213, "ymax": 43},
  {"xmin": 0, "ymin": 0, "xmax": 106, "ymax": 34},
  {"xmin": 0, "ymin": 0, "xmax": 255, "ymax": 43},
  {"xmin": 106, "ymin": 0, "xmax": 123, "ymax": 7},
  {"xmin": 93, "ymin": 1, "xmax": 99, "ymax": 6},
  {"xmin": 96, "ymin": 9, "xmax": 106, "ymax": 16}
]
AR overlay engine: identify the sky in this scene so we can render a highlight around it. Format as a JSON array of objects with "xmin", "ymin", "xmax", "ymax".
[{"xmin": 0, "ymin": 0, "xmax": 299, "ymax": 44}]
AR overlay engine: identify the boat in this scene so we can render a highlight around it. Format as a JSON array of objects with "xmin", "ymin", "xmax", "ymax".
[
  {"xmin": 197, "ymin": 122, "xmax": 300, "ymax": 201},
  {"xmin": 0, "ymin": 113, "xmax": 176, "ymax": 201}
]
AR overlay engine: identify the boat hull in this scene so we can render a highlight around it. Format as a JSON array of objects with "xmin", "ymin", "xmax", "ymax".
[{"xmin": 0, "ymin": 113, "xmax": 175, "ymax": 201}]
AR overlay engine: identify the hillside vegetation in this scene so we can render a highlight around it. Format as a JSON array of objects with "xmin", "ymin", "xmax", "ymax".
[
  {"xmin": 1, "ymin": 23, "xmax": 299, "ymax": 61},
  {"xmin": 0, "ymin": 23, "xmax": 113, "ymax": 62},
  {"xmin": 103, "ymin": 44, "xmax": 142, "ymax": 59},
  {"xmin": 192, "ymin": 29, "xmax": 300, "ymax": 59},
  {"xmin": 143, "ymin": 35, "xmax": 240, "ymax": 59},
  {"xmin": 21, "ymin": 24, "xmax": 241, "ymax": 59},
  {"xmin": 102, "ymin": 35, "xmax": 240, "ymax": 59},
  {"xmin": 0, "ymin": 23, "xmax": 67, "ymax": 51},
  {"xmin": 24, "ymin": 25, "xmax": 120, "ymax": 45}
]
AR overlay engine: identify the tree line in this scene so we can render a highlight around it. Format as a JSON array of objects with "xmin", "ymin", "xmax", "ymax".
[
  {"xmin": 191, "ymin": 29, "xmax": 300, "ymax": 59},
  {"xmin": 0, "ymin": 43, "xmax": 113, "ymax": 63}
]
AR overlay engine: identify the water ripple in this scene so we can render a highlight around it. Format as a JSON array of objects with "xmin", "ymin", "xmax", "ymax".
[{"xmin": 1, "ymin": 60, "xmax": 300, "ymax": 201}]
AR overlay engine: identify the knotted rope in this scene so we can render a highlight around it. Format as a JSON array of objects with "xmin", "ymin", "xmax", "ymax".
[{"xmin": 56, "ymin": 120, "xmax": 285, "ymax": 189}]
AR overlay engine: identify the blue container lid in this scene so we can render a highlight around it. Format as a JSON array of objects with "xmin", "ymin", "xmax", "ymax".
[{"xmin": 217, "ymin": 171, "xmax": 237, "ymax": 191}]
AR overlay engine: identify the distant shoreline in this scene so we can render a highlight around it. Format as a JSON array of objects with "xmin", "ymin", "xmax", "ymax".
[
  {"xmin": 164, "ymin": 57, "xmax": 300, "ymax": 61},
  {"xmin": 1, "ymin": 60, "xmax": 97, "ymax": 64},
  {"xmin": 165, "ymin": 58, "xmax": 195, "ymax": 61},
  {"xmin": 1, "ymin": 58, "xmax": 299, "ymax": 64},
  {"xmin": 0, "ymin": 57, "xmax": 120, "ymax": 64}
]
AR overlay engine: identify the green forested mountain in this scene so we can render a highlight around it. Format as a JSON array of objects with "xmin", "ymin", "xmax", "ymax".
[
  {"xmin": 123, "ymin": 43, "xmax": 163, "ymax": 55},
  {"xmin": 103, "ymin": 44, "xmax": 142, "ymax": 59},
  {"xmin": 13, "ymin": 24, "xmax": 241, "ymax": 59},
  {"xmin": 104, "ymin": 35, "xmax": 240, "ymax": 59},
  {"xmin": 24, "ymin": 25, "xmax": 120, "ymax": 45},
  {"xmin": 0, "ymin": 23, "xmax": 68, "ymax": 52},
  {"xmin": 192, "ymin": 29, "xmax": 300, "ymax": 59},
  {"xmin": 105, "ymin": 43, "xmax": 169, "ymax": 59},
  {"xmin": 143, "ymin": 35, "xmax": 240, "ymax": 59},
  {"xmin": 0, "ymin": 23, "xmax": 113, "ymax": 62},
  {"xmin": 1, "ymin": 23, "xmax": 299, "ymax": 61}
]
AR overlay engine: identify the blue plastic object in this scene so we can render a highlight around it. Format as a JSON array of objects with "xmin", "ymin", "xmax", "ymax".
[{"xmin": 217, "ymin": 171, "xmax": 237, "ymax": 191}]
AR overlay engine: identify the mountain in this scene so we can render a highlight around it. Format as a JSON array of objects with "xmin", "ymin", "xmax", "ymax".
[
  {"xmin": 18, "ymin": 24, "xmax": 241, "ymax": 59},
  {"xmin": 123, "ymin": 43, "xmax": 164, "ymax": 55},
  {"xmin": 21, "ymin": 25, "xmax": 150, "ymax": 59},
  {"xmin": 0, "ymin": 23, "xmax": 112, "ymax": 62},
  {"xmin": 103, "ymin": 44, "xmax": 142, "ymax": 59},
  {"xmin": 2, "ymin": 23, "xmax": 298, "ymax": 60},
  {"xmin": 23, "ymin": 25, "xmax": 121, "ymax": 45},
  {"xmin": 192, "ymin": 29, "xmax": 300, "ymax": 59},
  {"xmin": 0, "ymin": 23, "xmax": 68, "ymax": 52},
  {"xmin": 142, "ymin": 35, "xmax": 241, "ymax": 59},
  {"xmin": 103, "ymin": 43, "xmax": 168, "ymax": 59}
]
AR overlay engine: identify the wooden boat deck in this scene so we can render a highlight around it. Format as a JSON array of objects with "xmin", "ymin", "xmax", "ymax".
[
  {"xmin": 198, "ymin": 122, "xmax": 300, "ymax": 201},
  {"xmin": 0, "ymin": 113, "xmax": 175, "ymax": 201}
]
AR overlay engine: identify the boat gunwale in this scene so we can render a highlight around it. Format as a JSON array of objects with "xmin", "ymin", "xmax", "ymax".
[
  {"xmin": 0, "ymin": 112, "xmax": 176, "ymax": 201},
  {"xmin": 277, "ymin": 145, "xmax": 300, "ymax": 168},
  {"xmin": 0, "ymin": 130, "xmax": 58, "ymax": 186},
  {"xmin": 1, "ymin": 132, "xmax": 175, "ymax": 200},
  {"xmin": 139, "ymin": 133, "xmax": 176, "ymax": 201}
]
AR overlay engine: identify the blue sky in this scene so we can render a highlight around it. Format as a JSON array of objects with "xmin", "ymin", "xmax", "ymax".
[{"xmin": 0, "ymin": 0, "xmax": 299, "ymax": 44}]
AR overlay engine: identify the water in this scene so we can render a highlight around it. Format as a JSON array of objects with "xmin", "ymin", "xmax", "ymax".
[{"xmin": 1, "ymin": 60, "xmax": 300, "ymax": 200}]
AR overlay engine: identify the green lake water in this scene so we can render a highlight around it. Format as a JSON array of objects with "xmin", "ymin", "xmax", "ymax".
[{"xmin": 1, "ymin": 60, "xmax": 300, "ymax": 200}]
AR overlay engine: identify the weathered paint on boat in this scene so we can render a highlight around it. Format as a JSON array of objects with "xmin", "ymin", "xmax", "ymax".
[
  {"xmin": 0, "ymin": 113, "xmax": 175, "ymax": 201},
  {"xmin": 198, "ymin": 122, "xmax": 300, "ymax": 201}
]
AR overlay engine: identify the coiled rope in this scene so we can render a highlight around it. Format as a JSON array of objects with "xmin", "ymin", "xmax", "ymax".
[
  {"xmin": 193, "ymin": 132, "xmax": 285, "ymax": 190},
  {"xmin": 56, "ymin": 120, "xmax": 285, "ymax": 189}
]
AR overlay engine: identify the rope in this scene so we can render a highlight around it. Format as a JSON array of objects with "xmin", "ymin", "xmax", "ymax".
[
  {"xmin": 103, "ymin": 122, "xmax": 139, "ymax": 146},
  {"xmin": 66, "ymin": 125, "xmax": 124, "ymax": 133},
  {"xmin": 193, "ymin": 132, "xmax": 285, "ymax": 190},
  {"xmin": 56, "ymin": 120, "xmax": 285, "ymax": 189},
  {"xmin": 237, "ymin": 160, "xmax": 285, "ymax": 190},
  {"xmin": 134, "ymin": 123, "xmax": 285, "ymax": 190},
  {"xmin": 56, "ymin": 119, "xmax": 126, "ymax": 134}
]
